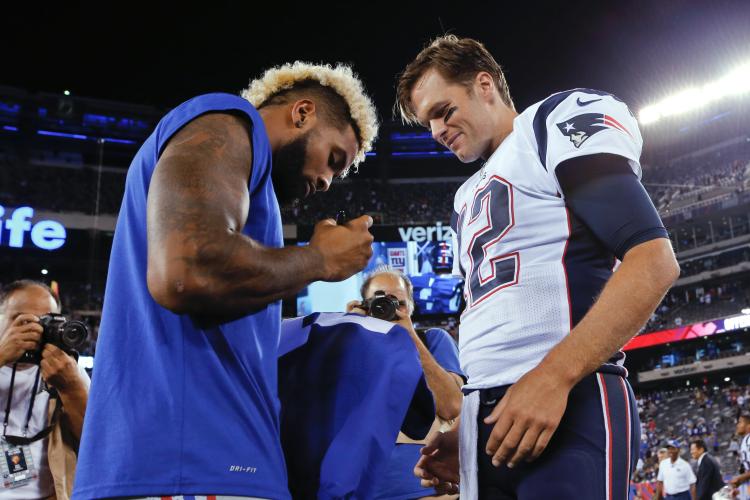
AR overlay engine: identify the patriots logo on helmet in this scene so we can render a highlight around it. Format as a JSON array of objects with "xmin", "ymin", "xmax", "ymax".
[{"xmin": 556, "ymin": 113, "xmax": 632, "ymax": 148}]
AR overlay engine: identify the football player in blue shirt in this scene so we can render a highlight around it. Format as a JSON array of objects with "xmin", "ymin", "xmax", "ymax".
[
  {"xmin": 74, "ymin": 62, "xmax": 378, "ymax": 500},
  {"xmin": 396, "ymin": 36, "xmax": 680, "ymax": 499}
]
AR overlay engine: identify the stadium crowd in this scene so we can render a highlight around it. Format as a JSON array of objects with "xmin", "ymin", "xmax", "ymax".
[
  {"xmin": 634, "ymin": 384, "xmax": 750, "ymax": 484},
  {"xmin": 644, "ymin": 153, "xmax": 750, "ymax": 213},
  {"xmin": 2, "ymin": 140, "xmax": 749, "ymax": 227},
  {"xmin": 644, "ymin": 276, "xmax": 750, "ymax": 333}
]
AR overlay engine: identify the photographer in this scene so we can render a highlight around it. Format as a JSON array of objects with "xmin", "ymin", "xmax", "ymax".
[
  {"xmin": 0, "ymin": 280, "xmax": 89, "ymax": 500},
  {"xmin": 348, "ymin": 266, "xmax": 464, "ymax": 500}
]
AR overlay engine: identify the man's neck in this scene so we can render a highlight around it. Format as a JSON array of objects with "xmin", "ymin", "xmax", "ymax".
[
  {"xmin": 486, "ymin": 121, "xmax": 514, "ymax": 157},
  {"xmin": 671, "ymin": 457, "xmax": 678, "ymax": 463},
  {"xmin": 258, "ymin": 106, "xmax": 285, "ymax": 154},
  {"xmin": 482, "ymin": 107, "xmax": 518, "ymax": 160}
]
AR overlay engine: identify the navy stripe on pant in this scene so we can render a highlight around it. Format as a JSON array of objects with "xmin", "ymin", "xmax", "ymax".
[
  {"xmin": 476, "ymin": 372, "xmax": 640, "ymax": 500},
  {"xmin": 665, "ymin": 491, "xmax": 692, "ymax": 500}
]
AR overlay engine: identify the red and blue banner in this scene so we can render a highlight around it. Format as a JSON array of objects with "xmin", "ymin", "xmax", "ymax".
[{"xmin": 624, "ymin": 313, "xmax": 750, "ymax": 351}]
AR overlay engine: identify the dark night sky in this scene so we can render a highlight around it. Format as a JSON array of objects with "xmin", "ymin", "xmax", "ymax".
[{"xmin": 3, "ymin": 1, "xmax": 750, "ymax": 120}]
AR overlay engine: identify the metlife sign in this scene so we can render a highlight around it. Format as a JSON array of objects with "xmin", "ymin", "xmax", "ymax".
[{"xmin": 0, "ymin": 205, "xmax": 67, "ymax": 251}]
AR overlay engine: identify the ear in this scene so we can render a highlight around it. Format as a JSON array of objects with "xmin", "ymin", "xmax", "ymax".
[
  {"xmin": 474, "ymin": 71, "xmax": 496, "ymax": 101},
  {"xmin": 290, "ymin": 99, "xmax": 318, "ymax": 129}
]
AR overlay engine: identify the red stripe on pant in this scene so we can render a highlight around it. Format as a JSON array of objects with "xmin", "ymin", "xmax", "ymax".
[
  {"xmin": 598, "ymin": 373, "xmax": 614, "ymax": 500},
  {"xmin": 619, "ymin": 377, "xmax": 632, "ymax": 500}
]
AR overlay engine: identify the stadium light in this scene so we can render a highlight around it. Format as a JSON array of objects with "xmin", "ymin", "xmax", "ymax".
[
  {"xmin": 639, "ymin": 61, "xmax": 750, "ymax": 125},
  {"xmin": 41, "ymin": 269, "xmax": 48, "ymax": 275},
  {"xmin": 63, "ymin": 90, "xmax": 70, "ymax": 96},
  {"xmin": 725, "ymin": 377, "xmax": 731, "ymax": 382}
]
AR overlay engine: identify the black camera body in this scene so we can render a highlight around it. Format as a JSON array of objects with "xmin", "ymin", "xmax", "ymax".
[
  {"xmin": 362, "ymin": 291, "xmax": 402, "ymax": 321},
  {"xmin": 19, "ymin": 313, "xmax": 89, "ymax": 364}
]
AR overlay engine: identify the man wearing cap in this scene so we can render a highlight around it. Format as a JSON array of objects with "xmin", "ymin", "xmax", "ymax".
[{"xmin": 656, "ymin": 441, "xmax": 697, "ymax": 500}]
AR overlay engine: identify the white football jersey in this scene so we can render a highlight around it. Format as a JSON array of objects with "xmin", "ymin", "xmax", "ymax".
[
  {"xmin": 740, "ymin": 434, "xmax": 750, "ymax": 500},
  {"xmin": 451, "ymin": 89, "xmax": 643, "ymax": 389},
  {"xmin": 741, "ymin": 434, "xmax": 750, "ymax": 471}
]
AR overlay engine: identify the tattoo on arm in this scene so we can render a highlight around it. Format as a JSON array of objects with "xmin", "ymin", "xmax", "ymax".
[
  {"xmin": 150, "ymin": 111, "xmax": 253, "ymax": 268},
  {"xmin": 147, "ymin": 112, "xmax": 255, "ymax": 308},
  {"xmin": 147, "ymin": 111, "xmax": 321, "ymax": 321}
]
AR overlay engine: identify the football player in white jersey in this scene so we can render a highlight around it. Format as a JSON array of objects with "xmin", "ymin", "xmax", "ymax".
[
  {"xmin": 397, "ymin": 35, "xmax": 680, "ymax": 499},
  {"xmin": 730, "ymin": 414, "xmax": 750, "ymax": 499}
]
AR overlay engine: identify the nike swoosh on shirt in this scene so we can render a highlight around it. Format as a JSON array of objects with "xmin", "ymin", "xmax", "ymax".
[{"xmin": 576, "ymin": 97, "xmax": 603, "ymax": 106}]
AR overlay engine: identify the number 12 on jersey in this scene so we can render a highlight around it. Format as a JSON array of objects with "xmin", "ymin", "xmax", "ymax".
[{"xmin": 457, "ymin": 175, "xmax": 519, "ymax": 308}]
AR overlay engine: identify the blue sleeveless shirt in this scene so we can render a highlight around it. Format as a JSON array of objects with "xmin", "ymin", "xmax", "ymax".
[{"xmin": 74, "ymin": 94, "xmax": 288, "ymax": 499}]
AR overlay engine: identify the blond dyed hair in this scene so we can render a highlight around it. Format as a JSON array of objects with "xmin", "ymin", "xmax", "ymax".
[{"xmin": 242, "ymin": 61, "xmax": 379, "ymax": 171}]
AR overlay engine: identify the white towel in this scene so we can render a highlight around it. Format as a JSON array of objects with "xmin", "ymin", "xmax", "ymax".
[{"xmin": 459, "ymin": 390, "xmax": 480, "ymax": 500}]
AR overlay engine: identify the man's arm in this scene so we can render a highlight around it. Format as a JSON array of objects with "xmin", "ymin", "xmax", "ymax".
[
  {"xmin": 731, "ymin": 470, "xmax": 750, "ymax": 487},
  {"xmin": 394, "ymin": 312, "xmax": 462, "ymax": 421},
  {"xmin": 484, "ymin": 155, "xmax": 680, "ymax": 468},
  {"xmin": 485, "ymin": 238, "xmax": 678, "ymax": 467},
  {"xmin": 655, "ymin": 480, "xmax": 663, "ymax": 500},
  {"xmin": 40, "ymin": 344, "xmax": 88, "ymax": 441},
  {"xmin": 541, "ymin": 237, "xmax": 678, "ymax": 388},
  {"xmin": 146, "ymin": 112, "xmax": 372, "ymax": 320},
  {"xmin": 411, "ymin": 337, "xmax": 463, "ymax": 421},
  {"xmin": 58, "ymin": 385, "xmax": 87, "ymax": 442},
  {"xmin": 543, "ymin": 155, "xmax": 680, "ymax": 389},
  {"xmin": 414, "ymin": 417, "xmax": 460, "ymax": 494}
]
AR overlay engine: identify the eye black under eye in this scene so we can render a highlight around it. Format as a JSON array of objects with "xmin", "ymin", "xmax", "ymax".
[{"xmin": 445, "ymin": 106, "xmax": 457, "ymax": 121}]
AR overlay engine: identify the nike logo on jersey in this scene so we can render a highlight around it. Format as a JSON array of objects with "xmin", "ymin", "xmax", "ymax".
[
  {"xmin": 576, "ymin": 97, "xmax": 602, "ymax": 106},
  {"xmin": 556, "ymin": 113, "xmax": 632, "ymax": 148}
]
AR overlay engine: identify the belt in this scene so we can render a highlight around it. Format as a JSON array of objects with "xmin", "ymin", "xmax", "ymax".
[{"xmin": 466, "ymin": 370, "xmax": 628, "ymax": 405}]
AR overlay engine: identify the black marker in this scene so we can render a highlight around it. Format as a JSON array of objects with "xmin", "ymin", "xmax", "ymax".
[{"xmin": 335, "ymin": 210, "xmax": 350, "ymax": 225}]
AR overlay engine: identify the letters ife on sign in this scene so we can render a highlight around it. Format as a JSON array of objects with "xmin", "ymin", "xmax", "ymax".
[{"xmin": 0, "ymin": 206, "xmax": 67, "ymax": 251}]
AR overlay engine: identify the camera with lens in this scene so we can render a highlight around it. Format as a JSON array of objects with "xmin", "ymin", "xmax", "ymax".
[
  {"xmin": 361, "ymin": 291, "xmax": 403, "ymax": 321},
  {"xmin": 19, "ymin": 313, "xmax": 89, "ymax": 364}
]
